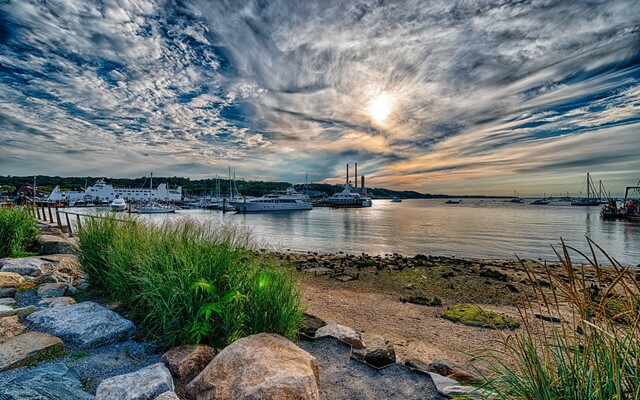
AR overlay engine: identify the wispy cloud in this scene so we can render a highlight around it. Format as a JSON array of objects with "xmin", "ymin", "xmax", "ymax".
[{"xmin": 0, "ymin": 0, "xmax": 638, "ymax": 194}]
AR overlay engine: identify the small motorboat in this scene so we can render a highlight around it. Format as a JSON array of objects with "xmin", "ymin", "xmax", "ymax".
[
  {"xmin": 445, "ymin": 199, "xmax": 460, "ymax": 204},
  {"xmin": 391, "ymin": 197, "xmax": 403, "ymax": 203},
  {"xmin": 110, "ymin": 196, "xmax": 127, "ymax": 212}
]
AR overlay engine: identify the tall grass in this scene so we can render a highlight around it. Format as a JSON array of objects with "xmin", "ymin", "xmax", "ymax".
[
  {"xmin": 0, "ymin": 206, "xmax": 39, "ymax": 258},
  {"xmin": 75, "ymin": 215, "xmax": 304, "ymax": 348},
  {"xmin": 474, "ymin": 238, "xmax": 640, "ymax": 400}
]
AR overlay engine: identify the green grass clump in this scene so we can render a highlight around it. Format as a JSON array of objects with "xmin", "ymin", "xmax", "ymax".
[
  {"xmin": 0, "ymin": 206, "xmax": 39, "ymax": 258},
  {"xmin": 442, "ymin": 304, "xmax": 520, "ymax": 330},
  {"xmin": 75, "ymin": 215, "xmax": 304, "ymax": 349},
  {"xmin": 473, "ymin": 238, "xmax": 640, "ymax": 400}
]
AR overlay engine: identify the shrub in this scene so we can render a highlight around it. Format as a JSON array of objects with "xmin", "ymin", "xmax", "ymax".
[
  {"xmin": 0, "ymin": 206, "xmax": 39, "ymax": 258},
  {"xmin": 473, "ymin": 238, "xmax": 640, "ymax": 400},
  {"xmin": 75, "ymin": 215, "xmax": 304, "ymax": 348}
]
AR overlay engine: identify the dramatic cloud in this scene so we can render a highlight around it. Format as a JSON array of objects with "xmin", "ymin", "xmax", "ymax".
[{"xmin": 1, "ymin": 0, "xmax": 638, "ymax": 194}]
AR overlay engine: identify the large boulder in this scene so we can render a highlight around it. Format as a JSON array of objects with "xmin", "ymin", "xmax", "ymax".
[
  {"xmin": 0, "ymin": 331, "xmax": 64, "ymax": 371},
  {"xmin": 315, "ymin": 323, "xmax": 365, "ymax": 350},
  {"xmin": 0, "ymin": 316, "xmax": 27, "ymax": 344},
  {"xmin": 0, "ymin": 362, "xmax": 94, "ymax": 399},
  {"xmin": 96, "ymin": 363, "xmax": 174, "ymax": 400},
  {"xmin": 0, "ymin": 258, "xmax": 53, "ymax": 277},
  {"xmin": 185, "ymin": 333, "xmax": 319, "ymax": 400},
  {"xmin": 26, "ymin": 301, "xmax": 135, "ymax": 349},
  {"xmin": 161, "ymin": 344, "xmax": 215, "ymax": 382}
]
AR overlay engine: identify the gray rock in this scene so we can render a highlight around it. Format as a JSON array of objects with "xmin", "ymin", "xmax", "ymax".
[
  {"xmin": 0, "ymin": 298, "xmax": 15, "ymax": 306},
  {"xmin": 0, "ymin": 305, "xmax": 40, "ymax": 318},
  {"xmin": 39, "ymin": 234, "xmax": 75, "ymax": 255},
  {"xmin": 0, "ymin": 304, "xmax": 12, "ymax": 312},
  {"xmin": 0, "ymin": 287, "xmax": 16, "ymax": 298},
  {"xmin": 0, "ymin": 362, "xmax": 94, "ymax": 399},
  {"xmin": 154, "ymin": 392, "xmax": 179, "ymax": 400},
  {"xmin": 427, "ymin": 372, "xmax": 459, "ymax": 393},
  {"xmin": 66, "ymin": 284, "xmax": 79, "ymax": 295},
  {"xmin": 38, "ymin": 282, "xmax": 68, "ymax": 298},
  {"xmin": 315, "ymin": 323, "xmax": 365, "ymax": 349},
  {"xmin": 0, "ymin": 258, "xmax": 53, "ymax": 277},
  {"xmin": 26, "ymin": 301, "xmax": 136, "ymax": 349},
  {"xmin": 96, "ymin": 363, "xmax": 174, "ymax": 400}
]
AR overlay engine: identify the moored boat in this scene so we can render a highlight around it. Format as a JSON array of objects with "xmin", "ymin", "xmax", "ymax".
[
  {"xmin": 391, "ymin": 197, "xmax": 403, "ymax": 203},
  {"xmin": 445, "ymin": 199, "xmax": 460, "ymax": 204},
  {"xmin": 110, "ymin": 196, "xmax": 127, "ymax": 212},
  {"xmin": 237, "ymin": 188, "xmax": 312, "ymax": 212}
]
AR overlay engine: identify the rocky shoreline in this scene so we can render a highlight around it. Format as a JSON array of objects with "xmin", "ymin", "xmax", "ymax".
[{"xmin": 0, "ymin": 223, "xmax": 498, "ymax": 399}]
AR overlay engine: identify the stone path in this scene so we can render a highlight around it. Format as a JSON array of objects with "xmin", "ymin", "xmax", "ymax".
[{"xmin": 298, "ymin": 337, "xmax": 448, "ymax": 400}]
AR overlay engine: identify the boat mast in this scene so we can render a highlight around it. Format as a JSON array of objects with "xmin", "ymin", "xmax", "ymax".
[
  {"xmin": 150, "ymin": 172, "xmax": 153, "ymax": 203},
  {"xmin": 586, "ymin": 173, "xmax": 590, "ymax": 202}
]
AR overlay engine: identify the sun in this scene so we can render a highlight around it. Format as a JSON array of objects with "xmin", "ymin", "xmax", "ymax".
[{"xmin": 367, "ymin": 93, "xmax": 393, "ymax": 124}]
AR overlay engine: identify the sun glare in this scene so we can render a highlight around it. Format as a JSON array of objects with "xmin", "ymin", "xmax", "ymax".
[{"xmin": 367, "ymin": 93, "xmax": 393, "ymax": 124}]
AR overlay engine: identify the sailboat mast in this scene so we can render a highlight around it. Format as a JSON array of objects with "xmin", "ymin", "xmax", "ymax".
[
  {"xmin": 150, "ymin": 172, "xmax": 153, "ymax": 202},
  {"xmin": 586, "ymin": 173, "xmax": 590, "ymax": 201}
]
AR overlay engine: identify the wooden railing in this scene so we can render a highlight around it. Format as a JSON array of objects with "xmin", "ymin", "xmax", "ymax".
[{"xmin": 24, "ymin": 201, "xmax": 132, "ymax": 236}]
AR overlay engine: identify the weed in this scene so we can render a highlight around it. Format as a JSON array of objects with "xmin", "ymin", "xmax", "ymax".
[
  {"xmin": 472, "ymin": 238, "xmax": 640, "ymax": 399},
  {"xmin": 0, "ymin": 206, "xmax": 38, "ymax": 258}
]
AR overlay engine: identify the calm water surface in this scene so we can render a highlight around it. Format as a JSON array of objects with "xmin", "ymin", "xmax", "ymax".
[{"xmin": 78, "ymin": 199, "xmax": 640, "ymax": 265}]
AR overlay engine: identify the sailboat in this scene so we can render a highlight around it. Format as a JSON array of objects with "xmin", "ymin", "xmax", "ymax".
[
  {"xmin": 571, "ymin": 173, "xmax": 601, "ymax": 206},
  {"xmin": 134, "ymin": 173, "xmax": 177, "ymax": 214}
]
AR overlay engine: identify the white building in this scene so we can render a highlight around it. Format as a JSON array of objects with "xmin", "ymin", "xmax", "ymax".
[{"xmin": 48, "ymin": 179, "xmax": 182, "ymax": 203}]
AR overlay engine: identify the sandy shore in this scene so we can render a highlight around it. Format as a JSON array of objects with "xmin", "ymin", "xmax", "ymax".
[{"xmin": 280, "ymin": 251, "xmax": 625, "ymax": 369}]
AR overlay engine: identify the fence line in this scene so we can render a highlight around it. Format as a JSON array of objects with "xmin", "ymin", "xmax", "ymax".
[{"xmin": 23, "ymin": 201, "xmax": 134, "ymax": 237}]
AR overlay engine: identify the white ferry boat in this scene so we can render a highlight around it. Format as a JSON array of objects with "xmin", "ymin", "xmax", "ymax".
[
  {"xmin": 236, "ymin": 188, "xmax": 312, "ymax": 213},
  {"xmin": 48, "ymin": 178, "xmax": 182, "ymax": 204}
]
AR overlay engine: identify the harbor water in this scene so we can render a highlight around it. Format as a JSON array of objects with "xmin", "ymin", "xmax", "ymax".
[{"xmin": 72, "ymin": 199, "xmax": 640, "ymax": 265}]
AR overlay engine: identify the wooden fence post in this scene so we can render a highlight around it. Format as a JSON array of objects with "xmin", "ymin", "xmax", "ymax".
[
  {"xmin": 47, "ymin": 205, "xmax": 53, "ymax": 223},
  {"xmin": 65, "ymin": 213, "xmax": 73, "ymax": 236},
  {"xmin": 55, "ymin": 207, "xmax": 63, "ymax": 231},
  {"xmin": 76, "ymin": 214, "xmax": 82, "ymax": 231}
]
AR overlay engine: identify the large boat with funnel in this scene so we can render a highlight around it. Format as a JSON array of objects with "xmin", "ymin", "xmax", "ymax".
[{"xmin": 319, "ymin": 163, "xmax": 372, "ymax": 208}]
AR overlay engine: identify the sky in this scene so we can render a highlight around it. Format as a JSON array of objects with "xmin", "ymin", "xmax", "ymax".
[{"xmin": 0, "ymin": 0, "xmax": 639, "ymax": 196}]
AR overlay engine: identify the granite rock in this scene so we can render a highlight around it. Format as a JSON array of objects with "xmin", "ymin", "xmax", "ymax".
[
  {"xmin": 96, "ymin": 363, "xmax": 174, "ymax": 400},
  {"xmin": 0, "ymin": 331, "xmax": 64, "ymax": 372},
  {"xmin": 161, "ymin": 344, "xmax": 215, "ymax": 382},
  {"xmin": 0, "ymin": 362, "xmax": 94, "ymax": 399},
  {"xmin": 315, "ymin": 323, "xmax": 365, "ymax": 349},
  {"xmin": 0, "ymin": 258, "xmax": 53, "ymax": 277},
  {"xmin": 0, "ymin": 287, "xmax": 17, "ymax": 298},
  {"xmin": 38, "ymin": 282, "xmax": 68, "ymax": 298},
  {"xmin": 26, "ymin": 301, "xmax": 135, "ymax": 349},
  {"xmin": 185, "ymin": 333, "xmax": 319, "ymax": 400}
]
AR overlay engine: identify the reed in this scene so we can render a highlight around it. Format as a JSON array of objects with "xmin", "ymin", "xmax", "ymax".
[
  {"xmin": 0, "ymin": 206, "xmax": 39, "ymax": 258},
  {"xmin": 75, "ymin": 215, "xmax": 304, "ymax": 348},
  {"xmin": 473, "ymin": 238, "xmax": 640, "ymax": 400}
]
